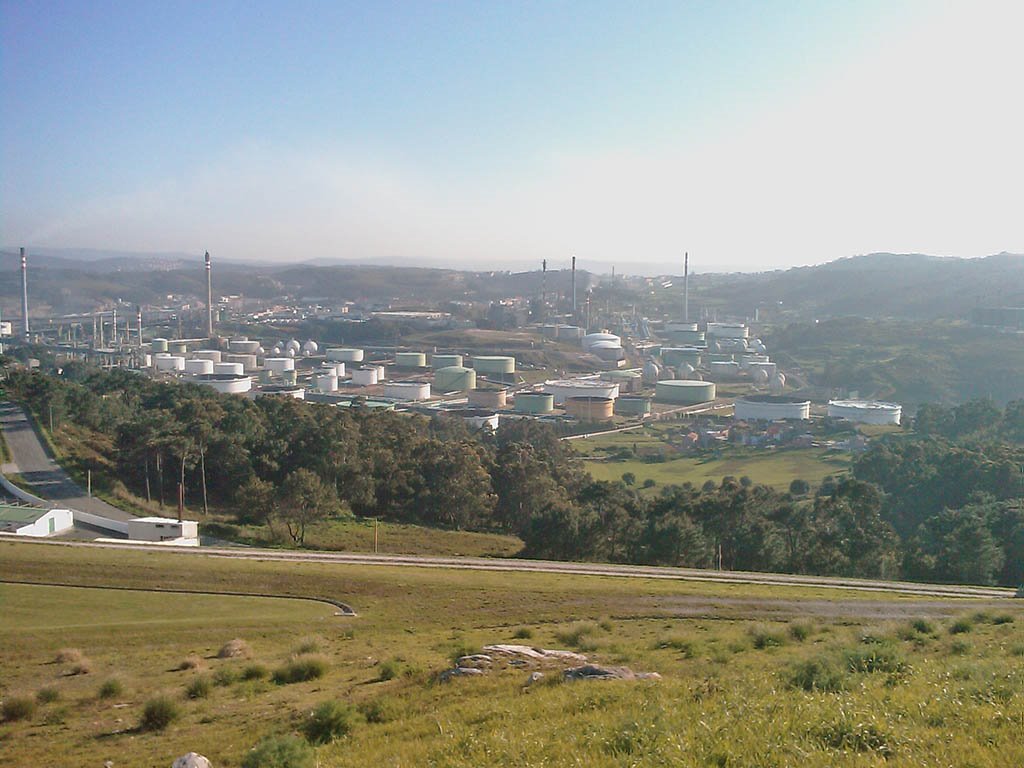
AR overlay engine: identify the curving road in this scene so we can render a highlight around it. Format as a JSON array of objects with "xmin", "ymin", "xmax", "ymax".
[
  {"xmin": 5, "ymin": 536, "xmax": 1016, "ymax": 600},
  {"xmin": 0, "ymin": 401, "xmax": 134, "ymax": 522}
]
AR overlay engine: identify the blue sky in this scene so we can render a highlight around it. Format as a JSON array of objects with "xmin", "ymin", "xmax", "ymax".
[{"xmin": 2, "ymin": 1, "xmax": 1021, "ymax": 272}]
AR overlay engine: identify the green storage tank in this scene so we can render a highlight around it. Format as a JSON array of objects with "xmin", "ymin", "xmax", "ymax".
[
  {"xmin": 395, "ymin": 352, "xmax": 427, "ymax": 368},
  {"xmin": 514, "ymin": 392, "xmax": 554, "ymax": 414},
  {"xmin": 431, "ymin": 353, "xmax": 463, "ymax": 369},
  {"xmin": 662, "ymin": 347, "xmax": 702, "ymax": 367},
  {"xmin": 472, "ymin": 355, "xmax": 516, "ymax": 375},
  {"xmin": 614, "ymin": 396, "xmax": 652, "ymax": 416},
  {"xmin": 655, "ymin": 380, "xmax": 716, "ymax": 405},
  {"xmin": 434, "ymin": 365, "xmax": 476, "ymax": 392}
]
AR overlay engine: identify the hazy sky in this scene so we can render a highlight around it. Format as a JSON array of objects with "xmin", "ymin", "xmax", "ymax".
[{"xmin": 2, "ymin": 1, "xmax": 1021, "ymax": 273}]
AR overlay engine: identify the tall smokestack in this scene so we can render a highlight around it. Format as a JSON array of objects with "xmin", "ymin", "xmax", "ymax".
[
  {"xmin": 205, "ymin": 251, "xmax": 214, "ymax": 338},
  {"xmin": 136, "ymin": 305, "xmax": 143, "ymax": 346},
  {"xmin": 571, "ymin": 255, "xmax": 577, "ymax": 322},
  {"xmin": 20, "ymin": 247, "xmax": 29, "ymax": 342},
  {"xmin": 683, "ymin": 251, "xmax": 689, "ymax": 323},
  {"xmin": 112, "ymin": 306, "xmax": 118, "ymax": 345}
]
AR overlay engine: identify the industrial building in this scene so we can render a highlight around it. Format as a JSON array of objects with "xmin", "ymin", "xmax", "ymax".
[
  {"xmin": 0, "ymin": 504, "xmax": 74, "ymax": 537},
  {"xmin": 126, "ymin": 517, "xmax": 200, "ymax": 545}
]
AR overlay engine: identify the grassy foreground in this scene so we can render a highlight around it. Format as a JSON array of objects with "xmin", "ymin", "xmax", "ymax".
[{"xmin": 1, "ymin": 541, "xmax": 1022, "ymax": 767}]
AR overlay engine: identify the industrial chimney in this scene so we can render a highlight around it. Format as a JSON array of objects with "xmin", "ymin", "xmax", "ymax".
[
  {"xmin": 136, "ymin": 305, "xmax": 143, "ymax": 346},
  {"xmin": 541, "ymin": 259, "xmax": 547, "ymax": 311},
  {"xmin": 684, "ymin": 251, "xmax": 689, "ymax": 323},
  {"xmin": 20, "ymin": 247, "xmax": 29, "ymax": 341},
  {"xmin": 571, "ymin": 255, "xmax": 577, "ymax": 322},
  {"xmin": 205, "ymin": 251, "xmax": 214, "ymax": 338}
]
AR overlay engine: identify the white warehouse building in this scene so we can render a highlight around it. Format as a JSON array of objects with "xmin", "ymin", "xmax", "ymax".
[{"xmin": 0, "ymin": 504, "xmax": 74, "ymax": 537}]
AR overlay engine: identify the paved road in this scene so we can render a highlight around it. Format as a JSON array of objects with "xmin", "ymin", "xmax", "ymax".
[
  {"xmin": 0, "ymin": 401, "xmax": 134, "ymax": 522},
  {"xmin": 8, "ymin": 537, "xmax": 1017, "ymax": 600}
]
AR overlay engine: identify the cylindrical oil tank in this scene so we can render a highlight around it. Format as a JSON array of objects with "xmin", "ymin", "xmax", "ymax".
[
  {"xmin": 588, "ymin": 340, "xmax": 625, "ymax": 361},
  {"xmin": 168, "ymin": 341, "xmax": 188, "ymax": 355},
  {"xmin": 142, "ymin": 353, "xmax": 152, "ymax": 367},
  {"xmin": 565, "ymin": 397, "xmax": 615, "ymax": 422},
  {"xmin": 734, "ymin": 395, "xmax": 810, "ymax": 421},
  {"xmin": 434, "ymin": 365, "xmax": 477, "ymax": 392},
  {"xmin": 514, "ymin": 392, "xmax": 554, "ymax": 414},
  {"xmin": 225, "ymin": 353, "xmax": 258, "ymax": 371},
  {"xmin": 254, "ymin": 384, "xmax": 304, "ymax": 399},
  {"xmin": 282, "ymin": 369, "xmax": 298, "ymax": 386},
  {"xmin": 600, "ymin": 370, "xmax": 642, "ymax": 394},
  {"xmin": 320, "ymin": 362, "xmax": 345, "ymax": 377},
  {"xmin": 706, "ymin": 322, "xmax": 749, "ymax": 339},
  {"xmin": 150, "ymin": 338, "xmax": 169, "ymax": 354},
  {"xmin": 431, "ymin": 353, "xmax": 463, "ymax": 369},
  {"xmin": 655, "ymin": 380, "xmax": 716, "ymax": 405},
  {"xmin": 472, "ymin": 355, "xmax": 515, "ymax": 375},
  {"xmin": 614, "ymin": 396, "xmax": 652, "ymax": 416},
  {"xmin": 582, "ymin": 332, "xmax": 621, "ymax": 349},
  {"xmin": 184, "ymin": 358, "xmax": 214, "ymax": 375},
  {"xmin": 540, "ymin": 325, "xmax": 559, "ymax": 338},
  {"xmin": 828, "ymin": 400, "xmax": 902, "ymax": 425},
  {"xmin": 326, "ymin": 348, "xmax": 364, "ymax": 363},
  {"xmin": 740, "ymin": 354, "xmax": 771, "ymax": 368},
  {"xmin": 709, "ymin": 361, "xmax": 742, "ymax": 380},
  {"xmin": 664, "ymin": 329, "xmax": 706, "ymax": 345},
  {"xmin": 264, "ymin": 357, "xmax": 295, "ymax": 374},
  {"xmin": 395, "ymin": 352, "xmax": 427, "ymax": 368},
  {"xmin": 317, "ymin": 374, "xmax": 339, "ymax": 393},
  {"xmin": 229, "ymin": 339, "xmax": 260, "ymax": 354},
  {"xmin": 192, "ymin": 349, "xmax": 222, "ymax": 363},
  {"xmin": 352, "ymin": 367, "xmax": 378, "ymax": 386},
  {"xmin": 555, "ymin": 325, "xmax": 584, "ymax": 340},
  {"xmin": 155, "ymin": 355, "xmax": 185, "ymax": 372},
  {"xmin": 543, "ymin": 379, "xmax": 619, "ymax": 405},
  {"xmin": 214, "ymin": 361, "xmax": 244, "ymax": 376},
  {"xmin": 372, "ymin": 364, "xmax": 387, "ymax": 381},
  {"xmin": 196, "ymin": 374, "xmax": 252, "ymax": 395},
  {"xmin": 662, "ymin": 347, "xmax": 702, "ymax": 368},
  {"xmin": 449, "ymin": 408, "xmax": 500, "ymax": 431},
  {"xmin": 384, "ymin": 381, "xmax": 431, "ymax": 401},
  {"xmin": 665, "ymin": 321, "xmax": 698, "ymax": 332},
  {"xmin": 468, "ymin": 387, "xmax": 507, "ymax": 409},
  {"xmin": 302, "ymin": 340, "xmax": 319, "ymax": 356},
  {"xmin": 746, "ymin": 361, "xmax": 777, "ymax": 379}
]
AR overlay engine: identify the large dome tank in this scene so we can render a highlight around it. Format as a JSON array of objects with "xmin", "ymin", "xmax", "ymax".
[
  {"xmin": 769, "ymin": 372, "xmax": 787, "ymax": 393},
  {"xmin": 642, "ymin": 359, "xmax": 661, "ymax": 383}
]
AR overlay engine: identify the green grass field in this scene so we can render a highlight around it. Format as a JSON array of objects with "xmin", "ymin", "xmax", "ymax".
[
  {"xmin": 581, "ymin": 445, "xmax": 852, "ymax": 491},
  {"xmin": 2, "ymin": 541, "xmax": 1022, "ymax": 767}
]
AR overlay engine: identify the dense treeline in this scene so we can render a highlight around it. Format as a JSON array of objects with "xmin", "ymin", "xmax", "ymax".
[{"xmin": 5, "ymin": 365, "xmax": 1023, "ymax": 586}]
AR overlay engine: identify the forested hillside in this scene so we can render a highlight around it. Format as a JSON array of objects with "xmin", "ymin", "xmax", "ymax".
[{"xmin": 5, "ymin": 364, "xmax": 1023, "ymax": 586}]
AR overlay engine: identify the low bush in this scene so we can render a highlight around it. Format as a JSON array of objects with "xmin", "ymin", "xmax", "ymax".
[
  {"xmin": 55, "ymin": 648, "xmax": 83, "ymax": 664},
  {"xmin": 788, "ymin": 621, "xmax": 813, "ymax": 642},
  {"xmin": 377, "ymin": 659, "xmax": 401, "ymax": 682},
  {"xmin": 910, "ymin": 618, "xmax": 935, "ymax": 634},
  {"xmin": 218, "ymin": 639, "xmax": 252, "ymax": 659},
  {"xmin": 845, "ymin": 644, "xmax": 908, "ymax": 675},
  {"xmin": 302, "ymin": 700, "xmax": 358, "ymax": 744},
  {"xmin": 992, "ymin": 614, "xmax": 1015, "ymax": 625},
  {"xmin": 140, "ymin": 696, "xmax": 180, "ymax": 731},
  {"xmin": 213, "ymin": 666, "xmax": 239, "ymax": 687},
  {"xmin": 98, "ymin": 678, "xmax": 124, "ymax": 699},
  {"xmin": 272, "ymin": 655, "xmax": 328, "ymax": 685},
  {"xmin": 186, "ymin": 675, "xmax": 212, "ymax": 699},
  {"xmin": 949, "ymin": 618, "xmax": 973, "ymax": 635},
  {"xmin": 512, "ymin": 627, "xmax": 534, "ymax": 640},
  {"xmin": 293, "ymin": 637, "xmax": 320, "ymax": 655},
  {"xmin": 241, "ymin": 735, "xmax": 314, "ymax": 768},
  {"xmin": 2, "ymin": 695, "xmax": 37, "ymax": 722},
  {"xmin": 179, "ymin": 654, "xmax": 205, "ymax": 671},
  {"xmin": 787, "ymin": 658, "xmax": 846, "ymax": 693},
  {"xmin": 36, "ymin": 687, "xmax": 60, "ymax": 704},
  {"xmin": 817, "ymin": 716, "xmax": 894, "ymax": 756},
  {"xmin": 358, "ymin": 699, "xmax": 393, "ymax": 724},
  {"xmin": 67, "ymin": 659, "xmax": 93, "ymax": 676},
  {"xmin": 555, "ymin": 622, "xmax": 599, "ymax": 648},
  {"xmin": 749, "ymin": 624, "xmax": 786, "ymax": 649},
  {"xmin": 242, "ymin": 663, "xmax": 269, "ymax": 681}
]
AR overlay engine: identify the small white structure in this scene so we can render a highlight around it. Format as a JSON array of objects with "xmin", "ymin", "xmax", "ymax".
[
  {"xmin": 327, "ymin": 348, "xmax": 364, "ymax": 363},
  {"xmin": 384, "ymin": 381, "xmax": 431, "ymax": 401},
  {"xmin": 127, "ymin": 517, "xmax": 200, "ymax": 545},
  {"xmin": 828, "ymin": 400, "xmax": 902, "ymax": 425},
  {"xmin": 351, "ymin": 366, "xmax": 379, "ymax": 386},
  {"xmin": 264, "ymin": 357, "xmax": 295, "ymax": 374},
  {"xmin": 0, "ymin": 504, "xmax": 74, "ymax": 537}
]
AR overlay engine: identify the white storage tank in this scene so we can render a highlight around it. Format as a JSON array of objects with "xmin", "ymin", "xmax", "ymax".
[
  {"xmin": 225, "ymin": 353, "xmax": 258, "ymax": 371},
  {"xmin": 351, "ymin": 367, "xmax": 379, "ymax": 386},
  {"xmin": 468, "ymin": 386, "xmax": 508, "ymax": 409},
  {"xmin": 264, "ymin": 357, "xmax": 295, "ymax": 374},
  {"xmin": 229, "ymin": 339, "xmax": 260, "ymax": 354},
  {"xmin": 196, "ymin": 374, "xmax": 252, "ymax": 394},
  {"xmin": 655, "ymin": 379, "xmax": 716, "ymax": 405},
  {"xmin": 254, "ymin": 384, "xmax": 305, "ymax": 399},
  {"xmin": 828, "ymin": 400, "xmax": 902, "ymax": 425},
  {"xmin": 582, "ymin": 332, "xmax": 621, "ymax": 349},
  {"xmin": 302, "ymin": 340, "xmax": 319, "ymax": 356},
  {"xmin": 706, "ymin": 322, "xmax": 749, "ymax": 339},
  {"xmin": 734, "ymin": 395, "xmax": 811, "ymax": 421},
  {"xmin": 709, "ymin": 361, "xmax": 742, "ymax": 380},
  {"xmin": 155, "ymin": 355, "xmax": 185, "ymax": 372},
  {"xmin": 384, "ymin": 381, "xmax": 431, "ymax": 401},
  {"xmin": 192, "ymin": 349, "xmax": 223, "ymax": 363},
  {"xmin": 214, "ymin": 361, "xmax": 245, "ymax": 376},
  {"xmin": 543, "ymin": 378, "xmax": 620, "ymax": 405},
  {"xmin": 150, "ymin": 338, "xmax": 169, "ymax": 354},
  {"xmin": 185, "ymin": 358, "xmax": 214, "ymax": 375},
  {"xmin": 326, "ymin": 348, "xmax": 364, "ymax": 363},
  {"xmin": 316, "ymin": 373, "xmax": 339, "ymax": 393}
]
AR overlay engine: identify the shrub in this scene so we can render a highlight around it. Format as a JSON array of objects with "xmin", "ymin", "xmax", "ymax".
[
  {"xmin": 218, "ymin": 639, "xmax": 252, "ymax": 659},
  {"xmin": 179, "ymin": 654, "xmax": 204, "ymax": 671},
  {"xmin": 949, "ymin": 639, "xmax": 970, "ymax": 655},
  {"xmin": 377, "ymin": 659, "xmax": 401, "ymax": 682},
  {"xmin": 241, "ymin": 735, "xmax": 314, "ymax": 768},
  {"xmin": 242, "ymin": 663, "xmax": 269, "ymax": 681},
  {"xmin": 55, "ymin": 648, "xmax": 83, "ymax": 664},
  {"xmin": 293, "ymin": 637, "xmax": 320, "ymax": 654},
  {"xmin": 302, "ymin": 700, "xmax": 358, "ymax": 744},
  {"xmin": 2, "ymin": 695, "xmax": 37, "ymax": 722},
  {"xmin": 140, "ymin": 696, "xmax": 180, "ymax": 731},
  {"xmin": 512, "ymin": 627, "xmax": 534, "ymax": 640},
  {"xmin": 98, "ymin": 678, "xmax": 124, "ymax": 699},
  {"xmin": 555, "ymin": 622, "xmax": 598, "ymax": 648},
  {"xmin": 992, "ymin": 614, "xmax": 1015, "ymax": 625},
  {"xmin": 749, "ymin": 624, "xmax": 785, "ymax": 649},
  {"xmin": 787, "ymin": 658, "xmax": 846, "ymax": 693},
  {"xmin": 358, "ymin": 699, "xmax": 393, "ymax": 724},
  {"xmin": 949, "ymin": 619, "xmax": 973, "ymax": 635},
  {"xmin": 186, "ymin": 675, "xmax": 212, "ymax": 699},
  {"xmin": 910, "ymin": 618, "xmax": 935, "ymax": 635},
  {"xmin": 599, "ymin": 618, "xmax": 614, "ymax": 632},
  {"xmin": 788, "ymin": 621, "xmax": 813, "ymax": 642},
  {"xmin": 272, "ymin": 655, "xmax": 328, "ymax": 685},
  {"xmin": 68, "ymin": 658, "xmax": 93, "ymax": 676},
  {"xmin": 845, "ymin": 644, "xmax": 908, "ymax": 675},
  {"xmin": 213, "ymin": 666, "xmax": 239, "ymax": 687},
  {"xmin": 36, "ymin": 687, "xmax": 60, "ymax": 704},
  {"xmin": 817, "ymin": 716, "xmax": 894, "ymax": 756}
]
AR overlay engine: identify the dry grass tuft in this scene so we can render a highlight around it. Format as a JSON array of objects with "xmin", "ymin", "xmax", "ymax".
[
  {"xmin": 55, "ymin": 648, "xmax": 83, "ymax": 664},
  {"xmin": 218, "ymin": 638, "xmax": 252, "ymax": 659},
  {"xmin": 178, "ymin": 654, "xmax": 205, "ymax": 671}
]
